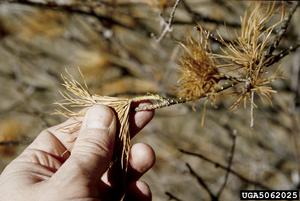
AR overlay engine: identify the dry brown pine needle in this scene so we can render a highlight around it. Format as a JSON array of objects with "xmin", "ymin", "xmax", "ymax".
[
  {"xmin": 214, "ymin": 2, "xmax": 284, "ymax": 111},
  {"xmin": 55, "ymin": 71, "xmax": 187, "ymax": 173},
  {"xmin": 177, "ymin": 26, "xmax": 221, "ymax": 102}
]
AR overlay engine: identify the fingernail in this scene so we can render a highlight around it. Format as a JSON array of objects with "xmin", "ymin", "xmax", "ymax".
[{"xmin": 85, "ymin": 105, "xmax": 114, "ymax": 129}]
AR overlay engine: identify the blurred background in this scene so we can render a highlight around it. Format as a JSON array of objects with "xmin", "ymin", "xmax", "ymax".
[{"xmin": 0, "ymin": 0, "xmax": 299, "ymax": 200}]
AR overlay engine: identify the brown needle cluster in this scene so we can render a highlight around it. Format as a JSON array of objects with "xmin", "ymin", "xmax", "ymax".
[
  {"xmin": 56, "ymin": 71, "xmax": 175, "ymax": 174},
  {"xmin": 55, "ymin": 3, "xmax": 293, "ymax": 172},
  {"xmin": 56, "ymin": 72, "xmax": 133, "ymax": 174},
  {"xmin": 177, "ymin": 27, "xmax": 221, "ymax": 102},
  {"xmin": 215, "ymin": 3, "xmax": 284, "ymax": 111},
  {"xmin": 177, "ymin": 2, "xmax": 288, "ymax": 126}
]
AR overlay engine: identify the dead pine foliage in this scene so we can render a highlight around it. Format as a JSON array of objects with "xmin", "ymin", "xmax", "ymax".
[
  {"xmin": 177, "ymin": 27, "xmax": 220, "ymax": 102},
  {"xmin": 0, "ymin": 0, "xmax": 298, "ymax": 200},
  {"xmin": 214, "ymin": 2, "xmax": 286, "ymax": 127},
  {"xmin": 55, "ymin": 1, "xmax": 296, "ymax": 179},
  {"xmin": 53, "ymin": 1, "xmax": 298, "ymax": 200},
  {"xmin": 176, "ymin": 2, "xmax": 292, "ymax": 127},
  {"xmin": 55, "ymin": 71, "xmax": 185, "ymax": 199}
]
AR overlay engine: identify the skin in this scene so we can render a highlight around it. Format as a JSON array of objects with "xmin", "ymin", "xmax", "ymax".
[{"xmin": 0, "ymin": 104, "xmax": 155, "ymax": 201}]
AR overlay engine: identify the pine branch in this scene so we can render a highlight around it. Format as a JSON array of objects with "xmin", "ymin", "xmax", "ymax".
[
  {"xmin": 216, "ymin": 134, "xmax": 237, "ymax": 198},
  {"xmin": 265, "ymin": 43, "xmax": 300, "ymax": 67},
  {"xmin": 2, "ymin": 0, "xmax": 131, "ymax": 29},
  {"xmin": 134, "ymin": 81, "xmax": 236, "ymax": 111},
  {"xmin": 156, "ymin": 0, "xmax": 181, "ymax": 43},
  {"xmin": 195, "ymin": 26, "xmax": 235, "ymax": 47},
  {"xmin": 186, "ymin": 163, "xmax": 218, "ymax": 201},
  {"xmin": 264, "ymin": 1, "xmax": 299, "ymax": 59},
  {"xmin": 179, "ymin": 149, "xmax": 270, "ymax": 190}
]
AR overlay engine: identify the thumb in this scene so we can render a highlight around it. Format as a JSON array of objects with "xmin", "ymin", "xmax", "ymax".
[{"xmin": 57, "ymin": 105, "xmax": 116, "ymax": 179}]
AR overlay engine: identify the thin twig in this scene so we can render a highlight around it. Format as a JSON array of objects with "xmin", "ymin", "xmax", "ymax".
[
  {"xmin": 165, "ymin": 192, "xmax": 184, "ymax": 201},
  {"xmin": 179, "ymin": 149, "xmax": 270, "ymax": 190},
  {"xmin": 212, "ymin": 0, "xmax": 239, "ymax": 16},
  {"xmin": 180, "ymin": 0, "xmax": 240, "ymax": 28},
  {"xmin": 264, "ymin": 1, "xmax": 299, "ymax": 58},
  {"xmin": 134, "ymin": 81, "xmax": 236, "ymax": 111},
  {"xmin": 216, "ymin": 134, "xmax": 237, "ymax": 198},
  {"xmin": 265, "ymin": 43, "xmax": 300, "ymax": 67},
  {"xmin": 156, "ymin": 0, "xmax": 181, "ymax": 43},
  {"xmin": 3, "ymin": 0, "xmax": 131, "ymax": 29},
  {"xmin": 186, "ymin": 163, "xmax": 218, "ymax": 201},
  {"xmin": 196, "ymin": 26, "xmax": 234, "ymax": 47}
]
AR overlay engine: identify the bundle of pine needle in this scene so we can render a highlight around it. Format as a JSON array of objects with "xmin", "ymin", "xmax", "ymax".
[
  {"xmin": 57, "ymin": 73, "xmax": 130, "ymax": 170},
  {"xmin": 213, "ymin": 2, "xmax": 285, "ymax": 126},
  {"xmin": 175, "ymin": 2, "xmax": 288, "ymax": 127},
  {"xmin": 56, "ymin": 2, "xmax": 287, "ymax": 174},
  {"xmin": 54, "ymin": 3, "xmax": 294, "ymax": 199},
  {"xmin": 178, "ymin": 26, "xmax": 221, "ymax": 102},
  {"xmin": 55, "ymin": 71, "xmax": 186, "ymax": 200}
]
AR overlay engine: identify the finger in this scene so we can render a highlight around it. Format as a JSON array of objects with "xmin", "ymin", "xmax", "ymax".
[
  {"xmin": 127, "ymin": 143, "xmax": 156, "ymax": 181},
  {"xmin": 100, "ymin": 143, "xmax": 155, "ymax": 186},
  {"xmin": 48, "ymin": 102, "xmax": 153, "ymax": 152},
  {"xmin": 54, "ymin": 105, "xmax": 116, "ymax": 179},
  {"xmin": 125, "ymin": 181, "xmax": 152, "ymax": 201},
  {"xmin": 129, "ymin": 102, "xmax": 154, "ymax": 138}
]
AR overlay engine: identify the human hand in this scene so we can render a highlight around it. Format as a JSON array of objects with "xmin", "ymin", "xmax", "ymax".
[{"xmin": 0, "ymin": 104, "xmax": 155, "ymax": 201}]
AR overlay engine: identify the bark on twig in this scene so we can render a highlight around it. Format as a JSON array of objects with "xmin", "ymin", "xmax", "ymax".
[
  {"xmin": 264, "ymin": 1, "xmax": 299, "ymax": 59},
  {"xmin": 216, "ymin": 134, "xmax": 237, "ymax": 198},
  {"xmin": 265, "ymin": 43, "xmax": 300, "ymax": 67},
  {"xmin": 156, "ymin": 0, "xmax": 181, "ymax": 43}
]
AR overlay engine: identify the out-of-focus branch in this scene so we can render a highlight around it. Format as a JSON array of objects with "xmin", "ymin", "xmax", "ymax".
[
  {"xmin": 165, "ymin": 192, "xmax": 184, "ymax": 201},
  {"xmin": 156, "ymin": 0, "xmax": 181, "ymax": 43},
  {"xmin": 2, "ymin": 0, "xmax": 131, "ymax": 29},
  {"xmin": 179, "ymin": 0, "xmax": 240, "ymax": 28},
  {"xmin": 183, "ymin": 132, "xmax": 237, "ymax": 201},
  {"xmin": 0, "ymin": 136, "xmax": 32, "ymax": 146},
  {"xmin": 264, "ymin": 1, "xmax": 299, "ymax": 58},
  {"xmin": 212, "ymin": 0, "xmax": 238, "ymax": 15},
  {"xmin": 173, "ymin": 18, "xmax": 239, "ymax": 28},
  {"xmin": 179, "ymin": 149, "xmax": 270, "ymax": 190},
  {"xmin": 0, "ymin": 69, "xmax": 52, "ymax": 128},
  {"xmin": 0, "ymin": 140, "xmax": 22, "ymax": 146},
  {"xmin": 265, "ymin": 43, "xmax": 300, "ymax": 67},
  {"xmin": 186, "ymin": 163, "xmax": 217, "ymax": 201},
  {"xmin": 216, "ymin": 134, "xmax": 237, "ymax": 198}
]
